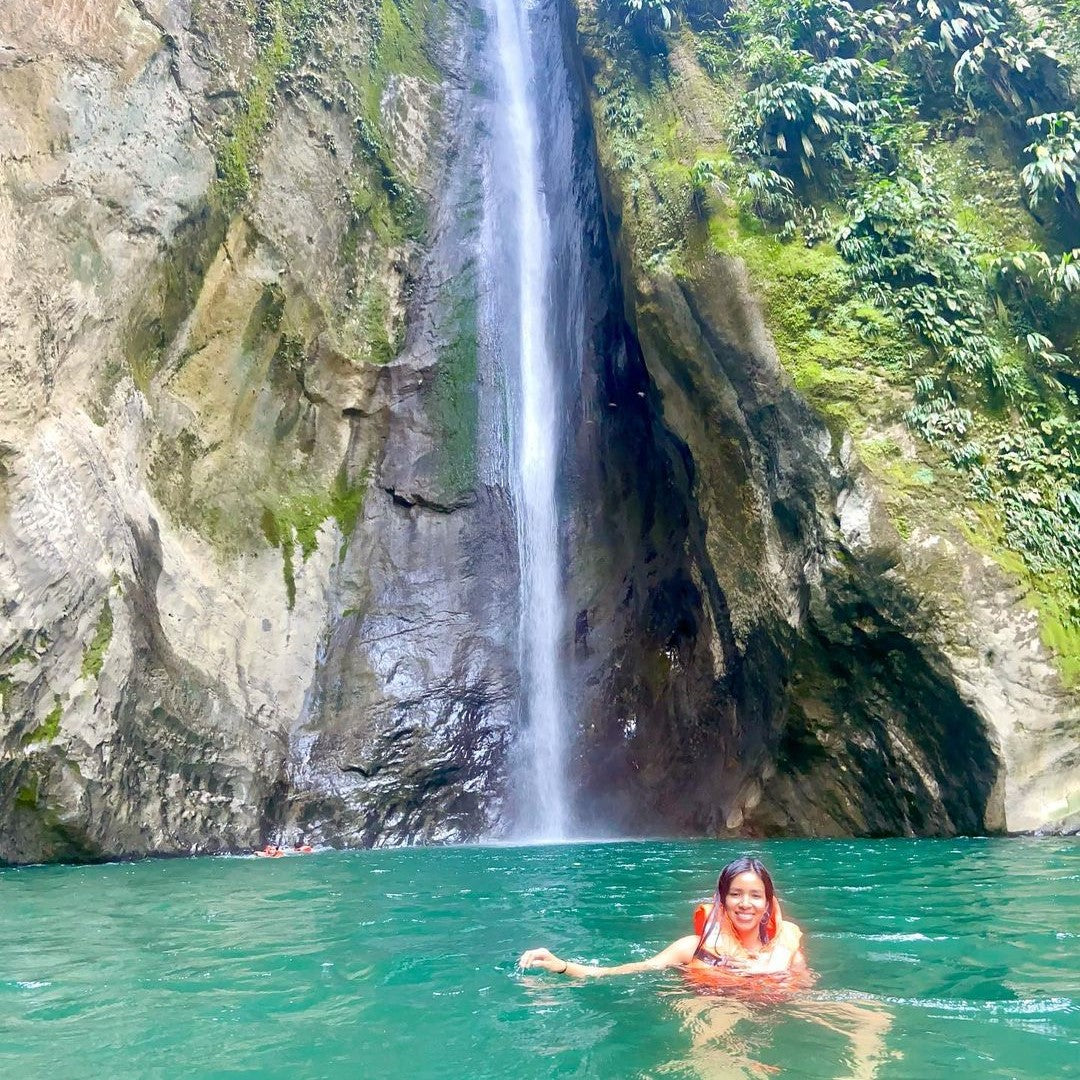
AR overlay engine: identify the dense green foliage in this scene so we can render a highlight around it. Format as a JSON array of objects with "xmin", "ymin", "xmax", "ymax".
[
  {"xmin": 1022, "ymin": 110, "xmax": 1080, "ymax": 208},
  {"xmin": 599, "ymin": 0, "xmax": 1080, "ymax": 626}
]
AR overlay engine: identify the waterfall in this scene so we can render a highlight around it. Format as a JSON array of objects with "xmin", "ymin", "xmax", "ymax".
[{"xmin": 484, "ymin": 0, "xmax": 571, "ymax": 839}]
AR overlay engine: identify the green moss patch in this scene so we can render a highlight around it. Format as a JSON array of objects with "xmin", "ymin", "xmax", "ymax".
[
  {"xmin": 261, "ymin": 469, "xmax": 368, "ymax": 608},
  {"xmin": 960, "ymin": 510, "xmax": 1080, "ymax": 688},
  {"xmin": 705, "ymin": 214, "xmax": 908, "ymax": 435},
  {"xmin": 357, "ymin": 286, "xmax": 396, "ymax": 366},
  {"xmin": 80, "ymin": 599, "xmax": 114, "ymax": 681},
  {"xmin": 377, "ymin": 0, "xmax": 440, "ymax": 81},
  {"xmin": 432, "ymin": 263, "xmax": 479, "ymax": 499},
  {"xmin": 214, "ymin": 0, "xmax": 337, "ymax": 210},
  {"xmin": 101, "ymin": 207, "xmax": 228, "ymax": 420},
  {"xmin": 23, "ymin": 696, "xmax": 62, "ymax": 746},
  {"xmin": 14, "ymin": 783, "xmax": 38, "ymax": 809}
]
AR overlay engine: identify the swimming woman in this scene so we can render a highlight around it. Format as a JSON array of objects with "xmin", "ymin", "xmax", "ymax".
[
  {"xmin": 517, "ymin": 856, "xmax": 806, "ymax": 980},
  {"xmin": 519, "ymin": 857, "xmax": 893, "ymax": 1077}
]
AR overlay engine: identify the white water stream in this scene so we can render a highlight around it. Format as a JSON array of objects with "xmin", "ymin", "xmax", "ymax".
[{"xmin": 486, "ymin": 0, "xmax": 569, "ymax": 839}]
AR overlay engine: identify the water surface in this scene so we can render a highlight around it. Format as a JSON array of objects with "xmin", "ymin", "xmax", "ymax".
[{"xmin": 2, "ymin": 839, "xmax": 1076, "ymax": 1078}]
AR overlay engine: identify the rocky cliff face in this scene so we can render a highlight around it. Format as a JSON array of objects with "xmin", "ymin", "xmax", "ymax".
[
  {"xmin": 560, "ymin": 0, "xmax": 1080, "ymax": 837},
  {"xmin": 0, "ymin": 0, "xmax": 523, "ymax": 862},
  {"xmin": 1, "ymin": 0, "xmax": 1076, "ymax": 866}
]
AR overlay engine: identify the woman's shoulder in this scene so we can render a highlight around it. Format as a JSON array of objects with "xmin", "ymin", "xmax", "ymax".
[{"xmin": 774, "ymin": 919, "xmax": 802, "ymax": 951}]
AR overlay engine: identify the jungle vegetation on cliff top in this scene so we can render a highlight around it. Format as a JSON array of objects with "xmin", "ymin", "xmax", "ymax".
[{"xmin": 596, "ymin": 0, "xmax": 1080, "ymax": 650}]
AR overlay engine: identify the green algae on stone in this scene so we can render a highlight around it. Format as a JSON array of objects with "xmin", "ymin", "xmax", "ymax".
[
  {"xmin": 704, "ymin": 212, "xmax": 908, "ymax": 437},
  {"xmin": 1, "ymin": 642, "xmax": 36, "ymax": 670},
  {"xmin": 14, "ymin": 784, "xmax": 37, "ymax": 809},
  {"xmin": 357, "ymin": 286, "xmax": 396, "ymax": 365},
  {"xmin": 4, "ymin": 764, "xmax": 103, "ymax": 865},
  {"xmin": 99, "ymin": 206, "xmax": 229, "ymax": 419},
  {"xmin": 376, "ymin": 0, "xmax": 441, "ymax": 82},
  {"xmin": 261, "ymin": 469, "xmax": 369, "ymax": 608},
  {"xmin": 22, "ymin": 696, "xmax": 62, "ymax": 746},
  {"xmin": 432, "ymin": 263, "xmax": 479, "ymax": 500},
  {"xmin": 80, "ymin": 599, "xmax": 114, "ymax": 681},
  {"xmin": 959, "ymin": 509, "xmax": 1080, "ymax": 689},
  {"xmin": 214, "ymin": 0, "xmax": 338, "ymax": 210}
]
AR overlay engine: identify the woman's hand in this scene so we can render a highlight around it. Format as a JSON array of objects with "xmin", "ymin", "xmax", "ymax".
[
  {"xmin": 517, "ymin": 947, "xmax": 567, "ymax": 973},
  {"xmin": 715, "ymin": 957, "xmax": 754, "ymax": 975},
  {"xmin": 715, "ymin": 952, "xmax": 799, "ymax": 976}
]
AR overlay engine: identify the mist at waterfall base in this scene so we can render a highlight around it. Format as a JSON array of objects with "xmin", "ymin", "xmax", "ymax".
[{"xmin": 3, "ymin": 839, "xmax": 1076, "ymax": 1078}]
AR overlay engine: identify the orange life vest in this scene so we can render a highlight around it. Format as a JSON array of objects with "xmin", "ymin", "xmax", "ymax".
[
  {"xmin": 690, "ymin": 896, "xmax": 802, "ymax": 965},
  {"xmin": 685, "ymin": 895, "xmax": 806, "ymax": 996}
]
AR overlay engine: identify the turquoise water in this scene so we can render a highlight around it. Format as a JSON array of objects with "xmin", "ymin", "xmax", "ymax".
[{"xmin": 1, "ymin": 839, "xmax": 1076, "ymax": 1078}]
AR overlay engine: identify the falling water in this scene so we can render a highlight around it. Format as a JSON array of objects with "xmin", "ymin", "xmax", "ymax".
[{"xmin": 484, "ymin": 0, "xmax": 570, "ymax": 839}]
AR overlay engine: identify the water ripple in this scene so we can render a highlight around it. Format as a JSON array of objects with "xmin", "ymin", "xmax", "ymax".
[{"xmin": 0, "ymin": 839, "xmax": 1076, "ymax": 1078}]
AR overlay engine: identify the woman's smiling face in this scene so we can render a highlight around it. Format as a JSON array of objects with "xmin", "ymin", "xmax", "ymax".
[{"xmin": 722, "ymin": 870, "xmax": 768, "ymax": 936}]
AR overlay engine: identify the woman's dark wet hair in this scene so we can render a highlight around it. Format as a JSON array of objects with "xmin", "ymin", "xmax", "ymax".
[{"xmin": 717, "ymin": 856, "xmax": 775, "ymax": 944}]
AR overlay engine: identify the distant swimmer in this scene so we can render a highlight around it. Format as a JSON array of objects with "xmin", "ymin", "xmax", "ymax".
[
  {"xmin": 518, "ymin": 856, "xmax": 807, "ymax": 987},
  {"xmin": 253, "ymin": 841, "xmax": 314, "ymax": 857}
]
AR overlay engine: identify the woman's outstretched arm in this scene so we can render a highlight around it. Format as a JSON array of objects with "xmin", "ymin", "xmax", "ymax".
[{"xmin": 517, "ymin": 935, "xmax": 699, "ymax": 978}]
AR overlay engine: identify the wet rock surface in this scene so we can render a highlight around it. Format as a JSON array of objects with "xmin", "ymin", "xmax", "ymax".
[
  {"xmin": 2, "ymin": 0, "xmax": 1076, "ymax": 865},
  {"xmin": 0, "ymin": 0, "xmax": 515, "ymax": 862},
  {"xmin": 562, "ymin": 0, "xmax": 1079, "ymax": 838}
]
